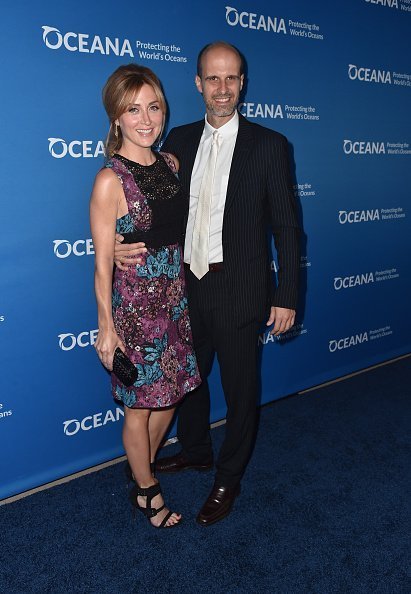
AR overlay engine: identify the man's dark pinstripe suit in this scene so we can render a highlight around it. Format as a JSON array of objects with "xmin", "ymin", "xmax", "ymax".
[{"xmin": 162, "ymin": 112, "xmax": 300, "ymax": 488}]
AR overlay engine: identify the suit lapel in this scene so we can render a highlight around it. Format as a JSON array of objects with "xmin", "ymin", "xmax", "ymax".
[
  {"xmin": 224, "ymin": 114, "xmax": 254, "ymax": 213},
  {"xmin": 180, "ymin": 121, "xmax": 204, "ymax": 193}
]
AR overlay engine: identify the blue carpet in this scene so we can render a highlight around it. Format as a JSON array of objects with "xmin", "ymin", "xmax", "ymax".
[{"xmin": 1, "ymin": 357, "xmax": 410, "ymax": 593}]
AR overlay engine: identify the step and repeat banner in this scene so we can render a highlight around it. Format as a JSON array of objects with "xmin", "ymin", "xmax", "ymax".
[{"xmin": 1, "ymin": 0, "xmax": 410, "ymax": 499}]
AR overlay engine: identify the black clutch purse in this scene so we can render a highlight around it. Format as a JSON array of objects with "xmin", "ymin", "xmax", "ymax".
[{"xmin": 112, "ymin": 348, "xmax": 138, "ymax": 387}]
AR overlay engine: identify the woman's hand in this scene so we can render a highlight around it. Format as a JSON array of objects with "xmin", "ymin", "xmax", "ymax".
[{"xmin": 94, "ymin": 329, "xmax": 125, "ymax": 371}]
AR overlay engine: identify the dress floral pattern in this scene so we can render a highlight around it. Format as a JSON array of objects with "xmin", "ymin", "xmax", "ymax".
[{"xmin": 107, "ymin": 154, "xmax": 201, "ymax": 408}]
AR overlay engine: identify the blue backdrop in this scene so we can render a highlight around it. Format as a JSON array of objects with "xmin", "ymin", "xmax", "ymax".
[{"xmin": 1, "ymin": 0, "xmax": 410, "ymax": 499}]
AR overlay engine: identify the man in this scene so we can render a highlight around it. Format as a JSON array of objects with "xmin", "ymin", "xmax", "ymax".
[{"xmin": 115, "ymin": 42, "xmax": 300, "ymax": 525}]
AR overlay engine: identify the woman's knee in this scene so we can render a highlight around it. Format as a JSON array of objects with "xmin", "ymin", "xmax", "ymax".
[{"xmin": 124, "ymin": 407, "xmax": 150, "ymax": 428}]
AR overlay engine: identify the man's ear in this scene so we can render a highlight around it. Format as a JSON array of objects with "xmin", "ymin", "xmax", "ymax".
[
  {"xmin": 195, "ymin": 75, "xmax": 203, "ymax": 94},
  {"xmin": 240, "ymin": 74, "xmax": 244, "ymax": 91}
]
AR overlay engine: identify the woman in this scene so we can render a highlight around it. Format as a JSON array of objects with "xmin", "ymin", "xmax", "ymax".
[{"xmin": 90, "ymin": 64, "xmax": 201, "ymax": 528}]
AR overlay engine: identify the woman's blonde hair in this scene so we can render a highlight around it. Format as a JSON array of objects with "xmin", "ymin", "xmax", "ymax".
[{"xmin": 102, "ymin": 63, "xmax": 167, "ymax": 157}]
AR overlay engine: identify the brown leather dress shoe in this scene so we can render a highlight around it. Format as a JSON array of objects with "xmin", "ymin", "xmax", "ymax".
[
  {"xmin": 196, "ymin": 483, "xmax": 240, "ymax": 526},
  {"xmin": 156, "ymin": 451, "xmax": 213, "ymax": 474}
]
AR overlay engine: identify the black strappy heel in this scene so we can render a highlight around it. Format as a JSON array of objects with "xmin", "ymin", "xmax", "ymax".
[
  {"xmin": 125, "ymin": 461, "xmax": 155, "ymax": 487},
  {"xmin": 129, "ymin": 482, "xmax": 181, "ymax": 528}
]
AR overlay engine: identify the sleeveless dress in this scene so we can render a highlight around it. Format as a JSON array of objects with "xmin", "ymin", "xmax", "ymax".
[{"xmin": 105, "ymin": 152, "xmax": 201, "ymax": 409}]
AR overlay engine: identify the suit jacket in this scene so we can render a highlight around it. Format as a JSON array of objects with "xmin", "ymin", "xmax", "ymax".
[{"xmin": 162, "ymin": 113, "xmax": 300, "ymax": 327}]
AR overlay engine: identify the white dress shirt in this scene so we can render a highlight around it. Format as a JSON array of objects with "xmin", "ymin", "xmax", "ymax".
[{"xmin": 184, "ymin": 111, "xmax": 239, "ymax": 264}]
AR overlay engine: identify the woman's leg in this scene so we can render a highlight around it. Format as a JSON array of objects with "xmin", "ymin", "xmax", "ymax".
[
  {"xmin": 123, "ymin": 407, "xmax": 152, "ymax": 486},
  {"xmin": 123, "ymin": 406, "xmax": 180, "ymax": 527},
  {"xmin": 148, "ymin": 407, "xmax": 176, "ymax": 462}
]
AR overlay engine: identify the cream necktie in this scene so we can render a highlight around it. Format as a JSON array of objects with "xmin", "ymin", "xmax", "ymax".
[{"xmin": 190, "ymin": 130, "xmax": 220, "ymax": 279}]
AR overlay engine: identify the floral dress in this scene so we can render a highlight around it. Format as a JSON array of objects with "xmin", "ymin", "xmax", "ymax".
[{"xmin": 106, "ymin": 152, "xmax": 201, "ymax": 408}]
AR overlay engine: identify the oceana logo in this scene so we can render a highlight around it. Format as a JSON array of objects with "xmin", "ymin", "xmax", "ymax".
[
  {"xmin": 225, "ymin": 6, "xmax": 287, "ymax": 33},
  {"xmin": 48, "ymin": 138, "xmax": 105, "ymax": 159},
  {"xmin": 348, "ymin": 64, "xmax": 392, "ymax": 84},
  {"xmin": 329, "ymin": 332, "xmax": 368, "ymax": 352},
  {"xmin": 42, "ymin": 26, "xmax": 133, "ymax": 56},
  {"xmin": 63, "ymin": 408, "xmax": 124, "ymax": 436},
  {"xmin": 53, "ymin": 239, "xmax": 94, "ymax": 259},
  {"xmin": 58, "ymin": 330, "xmax": 99, "ymax": 351},
  {"xmin": 334, "ymin": 273, "xmax": 374, "ymax": 290},
  {"xmin": 338, "ymin": 210, "xmax": 380, "ymax": 224},
  {"xmin": 365, "ymin": 0, "xmax": 398, "ymax": 8},
  {"xmin": 343, "ymin": 139, "xmax": 385, "ymax": 155},
  {"xmin": 239, "ymin": 102, "xmax": 284, "ymax": 119}
]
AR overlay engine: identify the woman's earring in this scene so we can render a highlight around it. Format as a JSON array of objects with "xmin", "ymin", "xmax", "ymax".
[{"xmin": 114, "ymin": 124, "xmax": 119, "ymax": 139}]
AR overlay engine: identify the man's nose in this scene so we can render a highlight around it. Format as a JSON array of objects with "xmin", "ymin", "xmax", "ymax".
[{"xmin": 218, "ymin": 80, "xmax": 228, "ymax": 94}]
